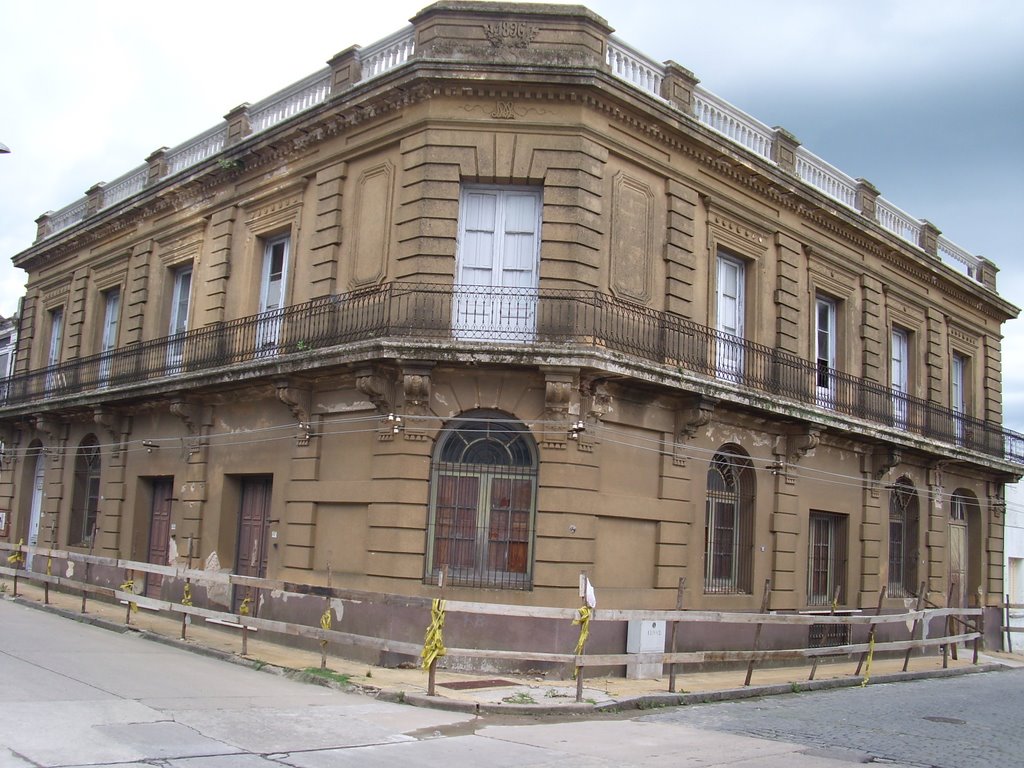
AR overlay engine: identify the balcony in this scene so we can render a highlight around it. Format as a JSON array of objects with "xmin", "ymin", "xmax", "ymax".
[{"xmin": 3, "ymin": 283, "xmax": 1020, "ymax": 465}]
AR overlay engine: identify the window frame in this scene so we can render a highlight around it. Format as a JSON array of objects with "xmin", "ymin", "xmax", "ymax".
[
  {"xmin": 807, "ymin": 511, "xmax": 848, "ymax": 607},
  {"xmin": 166, "ymin": 264, "xmax": 193, "ymax": 372},
  {"xmin": 891, "ymin": 326, "xmax": 910, "ymax": 427},
  {"xmin": 888, "ymin": 477, "xmax": 920, "ymax": 598},
  {"xmin": 255, "ymin": 233, "xmax": 291, "ymax": 354},
  {"xmin": 454, "ymin": 185, "xmax": 543, "ymax": 342},
  {"xmin": 814, "ymin": 295, "xmax": 837, "ymax": 405},
  {"xmin": 69, "ymin": 435, "xmax": 102, "ymax": 548},
  {"xmin": 704, "ymin": 446, "xmax": 755, "ymax": 595},
  {"xmin": 714, "ymin": 250, "xmax": 746, "ymax": 381},
  {"xmin": 424, "ymin": 411, "xmax": 538, "ymax": 590}
]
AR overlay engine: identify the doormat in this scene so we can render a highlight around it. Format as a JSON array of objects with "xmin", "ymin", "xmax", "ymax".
[{"xmin": 438, "ymin": 679, "xmax": 517, "ymax": 691}]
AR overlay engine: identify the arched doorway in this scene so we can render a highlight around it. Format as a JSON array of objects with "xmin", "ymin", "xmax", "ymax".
[{"xmin": 425, "ymin": 410, "xmax": 538, "ymax": 590}]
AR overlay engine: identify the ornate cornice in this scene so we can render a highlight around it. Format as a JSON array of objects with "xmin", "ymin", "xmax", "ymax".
[{"xmin": 20, "ymin": 64, "xmax": 1003, "ymax": 322}]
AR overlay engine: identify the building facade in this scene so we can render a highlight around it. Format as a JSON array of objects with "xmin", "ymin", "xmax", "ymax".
[{"xmin": 1, "ymin": 2, "xmax": 1019, "ymax": 658}]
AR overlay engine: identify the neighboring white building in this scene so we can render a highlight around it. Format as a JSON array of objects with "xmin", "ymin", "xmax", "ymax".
[
  {"xmin": 1004, "ymin": 482, "xmax": 1024, "ymax": 651},
  {"xmin": 0, "ymin": 314, "xmax": 15, "ymax": 403}
]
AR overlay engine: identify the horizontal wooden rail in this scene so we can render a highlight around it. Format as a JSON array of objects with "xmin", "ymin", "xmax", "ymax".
[{"xmin": 1, "ymin": 541, "xmax": 988, "ymax": 695}]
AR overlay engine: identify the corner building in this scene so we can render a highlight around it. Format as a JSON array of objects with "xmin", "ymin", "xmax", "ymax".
[{"xmin": 2, "ymin": 2, "xmax": 1020, "ymax": 661}]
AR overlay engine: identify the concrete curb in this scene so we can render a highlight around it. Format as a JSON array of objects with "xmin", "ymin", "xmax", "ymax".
[{"xmin": 8, "ymin": 594, "xmax": 1011, "ymax": 717}]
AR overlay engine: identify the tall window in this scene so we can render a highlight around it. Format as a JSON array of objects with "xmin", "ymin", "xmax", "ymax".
[
  {"xmin": 951, "ymin": 352, "xmax": 968, "ymax": 444},
  {"xmin": 425, "ymin": 411, "xmax": 538, "ymax": 590},
  {"xmin": 256, "ymin": 234, "xmax": 290, "ymax": 354},
  {"xmin": 715, "ymin": 252, "xmax": 745, "ymax": 381},
  {"xmin": 454, "ymin": 186, "xmax": 541, "ymax": 342},
  {"xmin": 69, "ymin": 435, "xmax": 102, "ymax": 547},
  {"xmin": 815, "ymin": 296, "xmax": 837, "ymax": 406},
  {"xmin": 888, "ymin": 477, "xmax": 919, "ymax": 597},
  {"xmin": 98, "ymin": 288, "xmax": 121, "ymax": 385},
  {"xmin": 44, "ymin": 307, "xmax": 65, "ymax": 392},
  {"xmin": 891, "ymin": 327, "xmax": 909, "ymax": 428},
  {"xmin": 704, "ymin": 445, "xmax": 755, "ymax": 594},
  {"xmin": 167, "ymin": 265, "xmax": 193, "ymax": 372},
  {"xmin": 808, "ymin": 512, "xmax": 847, "ymax": 606}
]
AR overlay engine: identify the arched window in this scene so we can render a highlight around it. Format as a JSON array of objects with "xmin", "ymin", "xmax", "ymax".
[
  {"xmin": 888, "ymin": 477, "xmax": 919, "ymax": 597},
  {"xmin": 69, "ymin": 435, "xmax": 101, "ymax": 547},
  {"xmin": 705, "ymin": 445, "xmax": 755, "ymax": 594},
  {"xmin": 425, "ymin": 411, "xmax": 537, "ymax": 589}
]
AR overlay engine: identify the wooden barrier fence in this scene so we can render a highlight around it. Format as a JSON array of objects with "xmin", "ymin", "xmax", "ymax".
[
  {"xmin": 0, "ymin": 541, "xmax": 985, "ymax": 702},
  {"xmin": 1004, "ymin": 595, "xmax": 1024, "ymax": 654}
]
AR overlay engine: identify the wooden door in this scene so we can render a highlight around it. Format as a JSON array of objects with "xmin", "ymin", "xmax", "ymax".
[
  {"xmin": 234, "ymin": 477, "xmax": 273, "ymax": 614},
  {"xmin": 949, "ymin": 522, "xmax": 968, "ymax": 609},
  {"xmin": 145, "ymin": 478, "xmax": 174, "ymax": 598}
]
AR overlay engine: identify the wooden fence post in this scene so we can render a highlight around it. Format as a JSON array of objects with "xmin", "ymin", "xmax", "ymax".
[
  {"xmin": 81, "ymin": 524, "xmax": 98, "ymax": 614},
  {"xmin": 902, "ymin": 581, "xmax": 928, "ymax": 672},
  {"xmin": 668, "ymin": 577, "xmax": 685, "ymax": 693},
  {"xmin": 855, "ymin": 586, "xmax": 886, "ymax": 677},
  {"xmin": 744, "ymin": 579, "xmax": 771, "ymax": 687},
  {"xmin": 426, "ymin": 565, "xmax": 448, "ymax": 697},
  {"xmin": 1005, "ymin": 594, "xmax": 1014, "ymax": 654},
  {"xmin": 973, "ymin": 586, "xmax": 983, "ymax": 664}
]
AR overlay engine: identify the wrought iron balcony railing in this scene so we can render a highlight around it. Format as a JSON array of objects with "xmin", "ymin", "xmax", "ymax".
[{"xmin": 3, "ymin": 283, "xmax": 1021, "ymax": 464}]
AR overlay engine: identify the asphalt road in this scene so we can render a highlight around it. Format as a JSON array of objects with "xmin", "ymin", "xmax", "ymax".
[{"xmin": 1, "ymin": 597, "xmax": 1018, "ymax": 768}]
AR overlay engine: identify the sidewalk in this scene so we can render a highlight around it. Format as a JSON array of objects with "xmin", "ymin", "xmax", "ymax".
[{"xmin": 3, "ymin": 577, "xmax": 1019, "ymax": 716}]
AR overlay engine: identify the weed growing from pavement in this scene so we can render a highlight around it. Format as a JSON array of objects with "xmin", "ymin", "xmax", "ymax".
[
  {"xmin": 303, "ymin": 667, "xmax": 351, "ymax": 686},
  {"xmin": 502, "ymin": 691, "xmax": 537, "ymax": 705}
]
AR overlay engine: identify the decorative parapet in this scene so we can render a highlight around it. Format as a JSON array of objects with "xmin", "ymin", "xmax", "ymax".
[
  {"xmin": 328, "ymin": 46, "xmax": 362, "ymax": 92},
  {"xmin": 771, "ymin": 127, "xmax": 800, "ymax": 174},
  {"xmin": 794, "ymin": 147, "xmax": 858, "ymax": 209},
  {"xmin": 358, "ymin": 26, "xmax": 415, "ymax": 80},
  {"xmin": 918, "ymin": 220, "xmax": 941, "ymax": 258},
  {"xmin": 660, "ymin": 60, "xmax": 698, "ymax": 112},
  {"xmin": 146, "ymin": 147, "xmax": 169, "ymax": 186},
  {"xmin": 22, "ymin": 1, "xmax": 992, "ymax": 291},
  {"xmin": 224, "ymin": 103, "xmax": 252, "ymax": 147},
  {"xmin": 248, "ymin": 70, "xmax": 331, "ymax": 135},
  {"xmin": 855, "ymin": 178, "xmax": 880, "ymax": 221},
  {"xmin": 876, "ymin": 198, "xmax": 923, "ymax": 248},
  {"xmin": 692, "ymin": 87, "xmax": 773, "ymax": 161},
  {"xmin": 102, "ymin": 167, "xmax": 147, "ymax": 208},
  {"xmin": 166, "ymin": 124, "xmax": 227, "ymax": 176},
  {"xmin": 607, "ymin": 36, "xmax": 664, "ymax": 99},
  {"xmin": 84, "ymin": 183, "xmax": 106, "ymax": 217}
]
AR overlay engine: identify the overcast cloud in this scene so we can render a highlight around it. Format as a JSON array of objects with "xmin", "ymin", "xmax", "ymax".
[{"xmin": 1, "ymin": 0, "xmax": 1021, "ymax": 425}]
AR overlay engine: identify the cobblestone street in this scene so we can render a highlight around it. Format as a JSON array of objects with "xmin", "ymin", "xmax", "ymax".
[{"xmin": 642, "ymin": 669, "xmax": 1024, "ymax": 767}]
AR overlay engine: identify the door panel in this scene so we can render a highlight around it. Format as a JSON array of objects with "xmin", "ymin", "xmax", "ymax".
[
  {"xmin": 26, "ymin": 452, "xmax": 46, "ymax": 572},
  {"xmin": 434, "ymin": 474, "xmax": 479, "ymax": 571},
  {"xmin": 949, "ymin": 522, "xmax": 967, "ymax": 608},
  {"xmin": 454, "ymin": 187, "xmax": 540, "ymax": 341},
  {"xmin": 145, "ymin": 478, "xmax": 174, "ymax": 598},
  {"xmin": 715, "ymin": 254, "xmax": 745, "ymax": 380},
  {"xmin": 235, "ymin": 477, "xmax": 273, "ymax": 614}
]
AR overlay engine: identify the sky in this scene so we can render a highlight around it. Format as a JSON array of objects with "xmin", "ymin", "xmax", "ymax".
[{"xmin": 1, "ymin": 0, "xmax": 1022, "ymax": 424}]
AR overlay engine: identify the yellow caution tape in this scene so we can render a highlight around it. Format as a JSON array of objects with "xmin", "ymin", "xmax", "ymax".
[
  {"xmin": 239, "ymin": 597, "xmax": 252, "ymax": 616},
  {"xmin": 573, "ymin": 605, "xmax": 592, "ymax": 655},
  {"xmin": 46, "ymin": 555, "xmax": 52, "ymax": 576},
  {"xmin": 572, "ymin": 605, "xmax": 592, "ymax": 679},
  {"xmin": 120, "ymin": 580, "xmax": 138, "ymax": 613},
  {"xmin": 420, "ymin": 598, "xmax": 447, "ymax": 670},
  {"xmin": 181, "ymin": 582, "xmax": 193, "ymax": 607},
  {"xmin": 320, "ymin": 608, "xmax": 332, "ymax": 631},
  {"xmin": 861, "ymin": 633, "xmax": 875, "ymax": 688},
  {"xmin": 7, "ymin": 539, "xmax": 25, "ymax": 566}
]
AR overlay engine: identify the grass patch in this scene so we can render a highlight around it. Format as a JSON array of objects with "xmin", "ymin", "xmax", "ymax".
[
  {"xmin": 501, "ymin": 691, "xmax": 537, "ymax": 705},
  {"xmin": 303, "ymin": 667, "xmax": 351, "ymax": 686}
]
